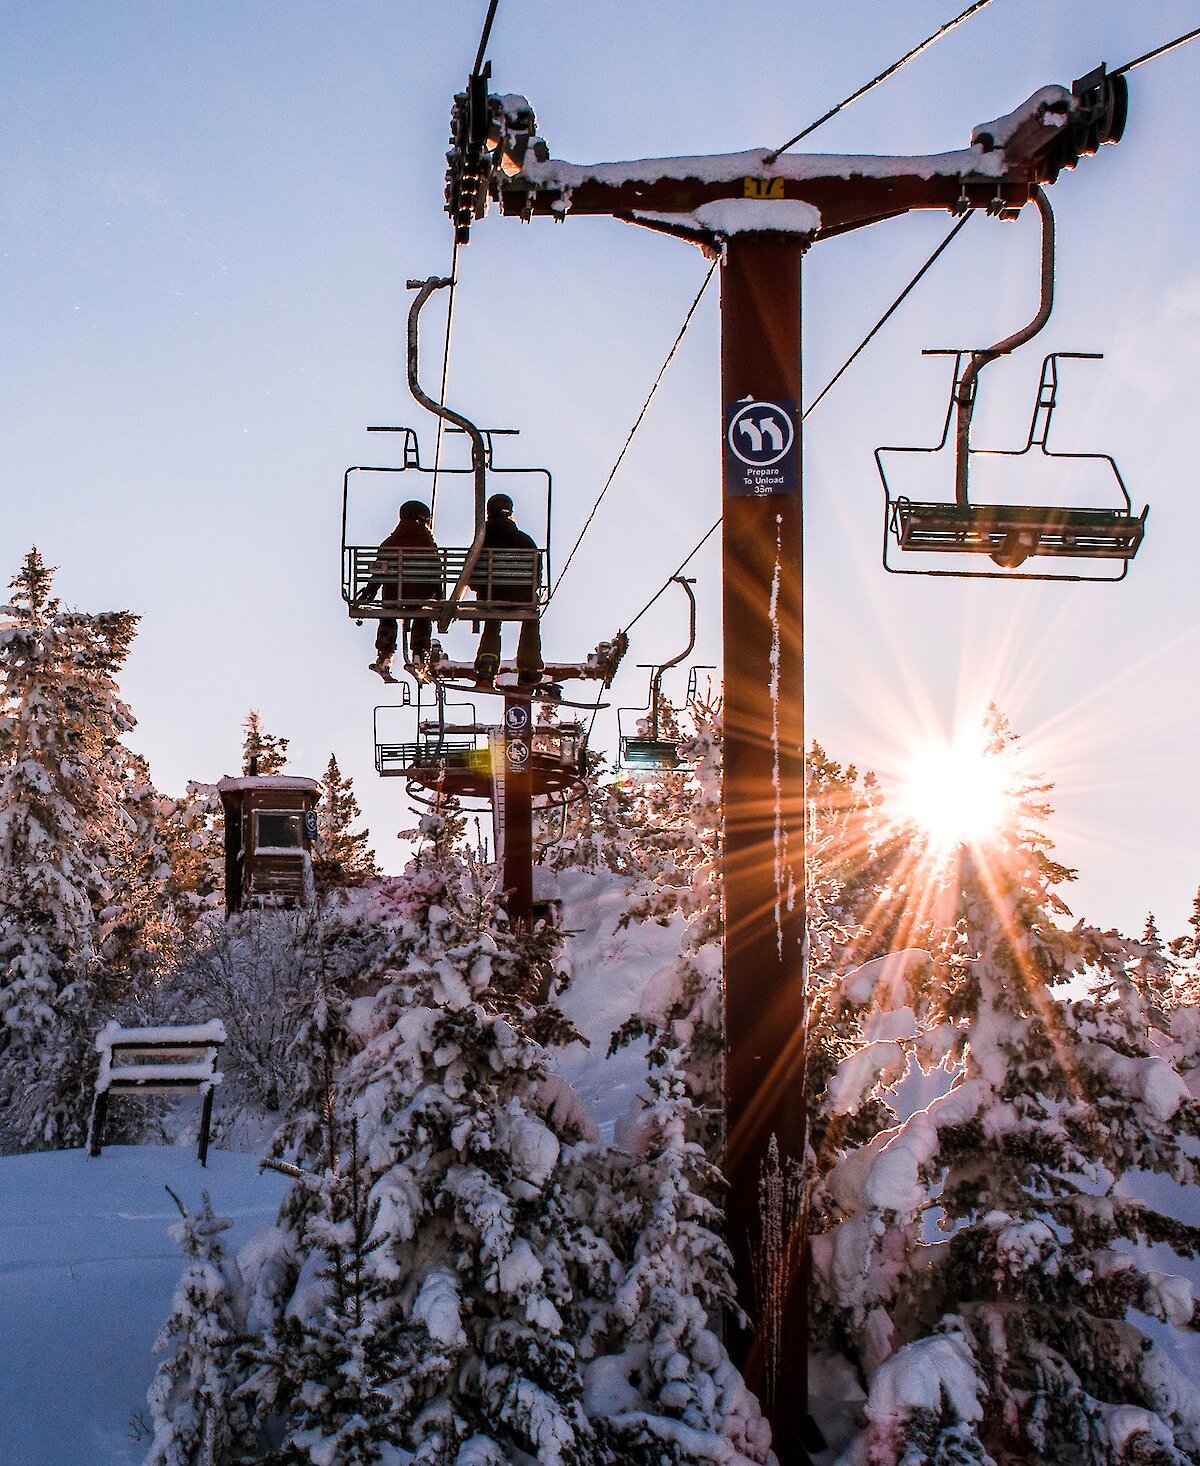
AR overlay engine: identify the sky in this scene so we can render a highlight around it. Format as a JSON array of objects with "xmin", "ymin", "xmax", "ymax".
[{"xmin": 1, "ymin": 1, "xmax": 1198, "ymax": 939}]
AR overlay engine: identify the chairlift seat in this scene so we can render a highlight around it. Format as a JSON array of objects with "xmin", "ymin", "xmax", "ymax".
[
  {"xmin": 376, "ymin": 738, "xmax": 485, "ymax": 778},
  {"xmin": 891, "ymin": 499, "xmax": 1147, "ymax": 560},
  {"xmin": 879, "ymin": 350, "xmax": 1149, "ymax": 581},
  {"xmin": 620, "ymin": 737, "xmax": 682, "ymax": 770},
  {"xmin": 345, "ymin": 545, "xmax": 545, "ymax": 620},
  {"xmin": 387, "ymin": 729, "xmax": 586, "ymax": 803}
]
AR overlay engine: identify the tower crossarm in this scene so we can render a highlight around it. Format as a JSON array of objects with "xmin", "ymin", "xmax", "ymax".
[{"xmin": 478, "ymin": 74, "xmax": 1126, "ymax": 244}]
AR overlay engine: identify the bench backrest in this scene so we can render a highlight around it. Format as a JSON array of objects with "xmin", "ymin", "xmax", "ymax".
[{"xmin": 95, "ymin": 1022, "xmax": 226, "ymax": 1096}]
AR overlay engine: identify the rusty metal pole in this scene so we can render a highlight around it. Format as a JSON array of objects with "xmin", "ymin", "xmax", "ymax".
[
  {"xmin": 720, "ymin": 236, "xmax": 808, "ymax": 1452},
  {"xmin": 502, "ymin": 693, "xmax": 535, "ymax": 928}
]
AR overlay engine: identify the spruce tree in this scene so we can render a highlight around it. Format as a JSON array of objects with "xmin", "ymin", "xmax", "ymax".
[
  {"xmin": 609, "ymin": 695, "xmax": 724, "ymax": 1137},
  {"xmin": 313, "ymin": 753, "xmax": 379, "ymax": 898},
  {"xmin": 242, "ymin": 710, "xmax": 290, "ymax": 777},
  {"xmin": 810, "ymin": 715, "xmax": 1200, "ymax": 1466},
  {"xmin": 157, "ymin": 781, "xmax": 227, "ymax": 930},
  {"xmin": 598, "ymin": 696, "xmax": 775, "ymax": 1460},
  {"xmin": 0, "ymin": 549, "xmax": 142, "ymax": 1149},
  {"xmin": 198, "ymin": 814, "xmax": 613, "ymax": 1463},
  {"xmin": 145, "ymin": 1188, "xmax": 252, "ymax": 1466}
]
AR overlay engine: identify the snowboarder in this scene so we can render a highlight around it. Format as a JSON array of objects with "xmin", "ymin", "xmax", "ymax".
[
  {"xmin": 367, "ymin": 501, "xmax": 441, "ymax": 683},
  {"xmin": 471, "ymin": 493, "xmax": 543, "ymax": 689}
]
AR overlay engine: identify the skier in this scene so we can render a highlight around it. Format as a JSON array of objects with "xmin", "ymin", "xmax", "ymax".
[
  {"xmin": 367, "ymin": 500, "xmax": 441, "ymax": 683},
  {"xmin": 471, "ymin": 493, "xmax": 544, "ymax": 689}
]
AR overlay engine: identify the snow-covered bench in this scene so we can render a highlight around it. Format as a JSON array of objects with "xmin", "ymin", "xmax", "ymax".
[{"xmin": 87, "ymin": 1021, "xmax": 226, "ymax": 1167}]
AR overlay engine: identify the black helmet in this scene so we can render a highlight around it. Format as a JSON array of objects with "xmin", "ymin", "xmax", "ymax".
[
  {"xmin": 399, "ymin": 500, "xmax": 431, "ymax": 522},
  {"xmin": 486, "ymin": 493, "xmax": 514, "ymax": 519}
]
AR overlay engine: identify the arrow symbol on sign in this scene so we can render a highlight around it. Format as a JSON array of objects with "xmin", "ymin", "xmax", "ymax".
[
  {"xmin": 758, "ymin": 416, "xmax": 783, "ymax": 451},
  {"xmin": 738, "ymin": 419, "xmax": 764, "ymax": 452}
]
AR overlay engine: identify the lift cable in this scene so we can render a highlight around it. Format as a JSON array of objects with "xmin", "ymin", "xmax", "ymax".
[
  {"xmin": 765, "ymin": 0, "xmax": 1000, "ymax": 162},
  {"xmin": 431, "ymin": 0, "xmax": 501, "ymax": 511},
  {"xmin": 472, "ymin": 0, "xmax": 501, "ymax": 75},
  {"xmin": 1113, "ymin": 24, "xmax": 1200, "ymax": 77},
  {"xmin": 617, "ymin": 211, "xmax": 974, "ymax": 633},
  {"xmin": 803, "ymin": 211, "xmax": 973, "ymax": 421},
  {"xmin": 545, "ymin": 258, "xmax": 718, "ymax": 605},
  {"xmin": 622, "ymin": 518, "xmax": 722, "ymax": 635}
]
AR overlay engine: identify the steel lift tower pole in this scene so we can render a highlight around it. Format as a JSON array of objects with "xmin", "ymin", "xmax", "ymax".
[{"xmin": 447, "ymin": 63, "xmax": 1128, "ymax": 1455}]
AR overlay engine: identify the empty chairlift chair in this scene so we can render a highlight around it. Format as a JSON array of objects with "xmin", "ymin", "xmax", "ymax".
[
  {"xmin": 617, "ymin": 577, "xmax": 699, "ymax": 772},
  {"xmin": 878, "ymin": 185, "xmax": 1147, "ymax": 582},
  {"xmin": 373, "ymin": 684, "xmax": 588, "ymax": 809}
]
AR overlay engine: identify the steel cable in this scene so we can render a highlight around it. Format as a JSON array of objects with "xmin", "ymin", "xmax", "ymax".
[
  {"xmin": 546, "ymin": 259, "xmax": 718, "ymax": 605},
  {"xmin": 765, "ymin": 0, "xmax": 1001, "ymax": 161}
]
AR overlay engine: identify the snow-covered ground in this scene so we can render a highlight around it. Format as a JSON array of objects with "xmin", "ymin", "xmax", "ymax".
[{"xmin": 0, "ymin": 1146, "xmax": 290, "ymax": 1466}]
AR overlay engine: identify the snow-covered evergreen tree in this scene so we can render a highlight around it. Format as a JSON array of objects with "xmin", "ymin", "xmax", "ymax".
[
  {"xmin": 809, "ymin": 714, "xmax": 1200, "ymax": 1466},
  {"xmin": 584, "ymin": 1053, "xmax": 773, "ymax": 1464},
  {"xmin": 0, "ymin": 549, "xmax": 143, "ymax": 1150},
  {"xmin": 156, "ymin": 781, "xmax": 226, "ymax": 931},
  {"xmin": 178, "ymin": 813, "xmax": 611, "ymax": 1462},
  {"xmin": 609, "ymin": 695, "xmax": 724, "ymax": 1143},
  {"xmin": 590, "ymin": 695, "xmax": 775, "ymax": 1461},
  {"xmin": 1129, "ymin": 913, "xmax": 1181, "ymax": 1023},
  {"xmin": 242, "ymin": 710, "xmax": 290, "ymax": 777},
  {"xmin": 312, "ymin": 753, "xmax": 379, "ymax": 898},
  {"xmin": 146, "ymin": 1188, "xmax": 251, "ymax": 1466},
  {"xmin": 100, "ymin": 751, "xmax": 179, "ymax": 986}
]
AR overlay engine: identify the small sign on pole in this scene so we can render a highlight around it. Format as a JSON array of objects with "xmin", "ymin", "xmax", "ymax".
[{"xmin": 723, "ymin": 398, "xmax": 798, "ymax": 496}]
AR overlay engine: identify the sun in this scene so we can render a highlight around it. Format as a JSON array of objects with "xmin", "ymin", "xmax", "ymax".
[{"xmin": 895, "ymin": 729, "xmax": 1014, "ymax": 852}]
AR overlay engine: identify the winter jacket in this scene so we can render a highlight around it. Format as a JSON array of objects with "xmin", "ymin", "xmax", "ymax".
[
  {"xmin": 376, "ymin": 518, "xmax": 441, "ymax": 603},
  {"xmin": 469, "ymin": 517, "xmax": 539, "ymax": 604}
]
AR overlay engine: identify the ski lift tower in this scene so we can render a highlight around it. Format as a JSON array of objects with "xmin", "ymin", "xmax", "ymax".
[{"xmin": 447, "ymin": 64, "xmax": 1129, "ymax": 1453}]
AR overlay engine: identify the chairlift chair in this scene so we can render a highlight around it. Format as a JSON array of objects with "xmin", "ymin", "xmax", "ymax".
[
  {"xmin": 342, "ymin": 277, "xmax": 552, "ymax": 637},
  {"xmin": 373, "ymin": 687, "xmax": 489, "ymax": 788},
  {"xmin": 617, "ymin": 576, "xmax": 698, "ymax": 771},
  {"xmin": 878, "ymin": 185, "xmax": 1147, "ymax": 582},
  {"xmin": 374, "ymin": 681, "xmax": 588, "ymax": 806}
]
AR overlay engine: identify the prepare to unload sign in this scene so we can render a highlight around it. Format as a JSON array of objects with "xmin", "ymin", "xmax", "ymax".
[{"xmin": 723, "ymin": 398, "xmax": 798, "ymax": 496}]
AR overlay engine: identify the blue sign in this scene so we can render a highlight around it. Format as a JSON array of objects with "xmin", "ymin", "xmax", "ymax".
[
  {"xmin": 304, "ymin": 810, "xmax": 319, "ymax": 840},
  {"xmin": 724, "ymin": 398, "xmax": 798, "ymax": 496},
  {"xmin": 505, "ymin": 704, "xmax": 530, "ymax": 733},
  {"xmin": 506, "ymin": 738, "xmax": 530, "ymax": 769}
]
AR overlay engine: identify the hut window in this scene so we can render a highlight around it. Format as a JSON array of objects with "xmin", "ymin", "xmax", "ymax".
[{"xmin": 254, "ymin": 811, "xmax": 305, "ymax": 851}]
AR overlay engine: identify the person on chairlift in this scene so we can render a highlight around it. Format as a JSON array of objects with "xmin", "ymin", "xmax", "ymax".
[
  {"xmin": 368, "ymin": 499, "xmax": 441, "ymax": 683},
  {"xmin": 471, "ymin": 492, "xmax": 543, "ymax": 690}
]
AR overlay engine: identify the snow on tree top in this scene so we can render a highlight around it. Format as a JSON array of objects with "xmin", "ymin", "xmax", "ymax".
[{"xmin": 214, "ymin": 776, "xmax": 321, "ymax": 794}]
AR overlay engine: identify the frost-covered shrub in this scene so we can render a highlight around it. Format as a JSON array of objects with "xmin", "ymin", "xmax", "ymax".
[{"xmin": 162, "ymin": 905, "xmax": 388, "ymax": 1136}]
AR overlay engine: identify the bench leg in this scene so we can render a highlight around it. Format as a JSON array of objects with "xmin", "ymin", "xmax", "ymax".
[
  {"xmin": 198, "ymin": 1087, "xmax": 215, "ymax": 1167},
  {"xmin": 88, "ymin": 1091, "xmax": 107, "ymax": 1158}
]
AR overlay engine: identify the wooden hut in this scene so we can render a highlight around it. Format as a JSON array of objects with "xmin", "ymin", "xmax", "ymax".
[{"xmin": 216, "ymin": 775, "xmax": 322, "ymax": 914}]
